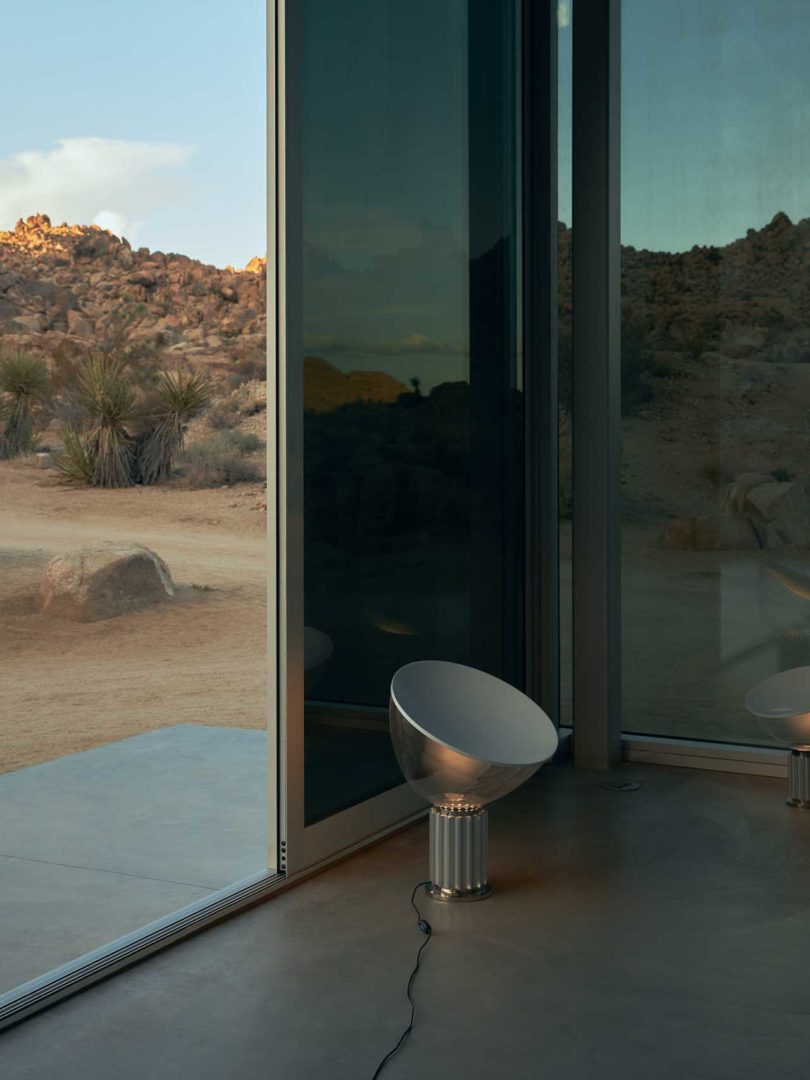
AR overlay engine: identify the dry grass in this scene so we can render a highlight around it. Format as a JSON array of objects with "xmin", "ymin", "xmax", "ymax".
[{"xmin": 178, "ymin": 430, "xmax": 264, "ymax": 487}]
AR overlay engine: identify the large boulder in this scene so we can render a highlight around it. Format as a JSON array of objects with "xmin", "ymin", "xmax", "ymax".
[
  {"xmin": 745, "ymin": 481, "xmax": 810, "ymax": 546},
  {"xmin": 40, "ymin": 544, "xmax": 174, "ymax": 622},
  {"xmin": 721, "ymin": 472, "xmax": 771, "ymax": 516},
  {"xmin": 66, "ymin": 309, "xmax": 95, "ymax": 339}
]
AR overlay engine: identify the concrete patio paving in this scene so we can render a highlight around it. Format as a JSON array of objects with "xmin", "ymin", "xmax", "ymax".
[{"xmin": 0, "ymin": 725, "xmax": 268, "ymax": 994}]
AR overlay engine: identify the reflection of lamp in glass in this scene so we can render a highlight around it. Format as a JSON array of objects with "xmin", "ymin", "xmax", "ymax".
[
  {"xmin": 763, "ymin": 561, "xmax": 810, "ymax": 668},
  {"xmin": 390, "ymin": 660, "xmax": 558, "ymax": 901},
  {"xmin": 746, "ymin": 666, "xmax": 810, "ymax": 808}
]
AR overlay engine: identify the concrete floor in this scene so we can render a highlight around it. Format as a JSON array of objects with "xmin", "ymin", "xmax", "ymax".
[
  {"xmin": 0, "ymin": 726, "xmax": 267, "ymax": 993},
  {"xmin": 2, "ymin": 761, "xmax": 810, "ymax": 1079}
]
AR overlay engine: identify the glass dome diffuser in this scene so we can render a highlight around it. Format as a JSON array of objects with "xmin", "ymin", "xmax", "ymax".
[{"xmin": 390, "ymin": 660, "xmax": 558, "ymax": 900}]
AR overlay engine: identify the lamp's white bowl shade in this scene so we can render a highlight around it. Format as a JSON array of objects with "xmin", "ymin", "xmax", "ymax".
[
  {"xmin": 389, "ymin": 660, "xmax": 558, "ymax": 808},
  {"xmin": 745, "ymin": 665, "xmax": 810, "ymax": 746}
]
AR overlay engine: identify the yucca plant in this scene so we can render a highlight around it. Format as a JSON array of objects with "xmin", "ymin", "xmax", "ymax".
[
  {"xmin": 55, "ymin": 425, "xmax": 96, "ymax": 483},
  {"xmin": 0, "ymin": 349, "xmax": 50, "ymax": 459},
  {"xmin": 138, "ymin": 369, "xmax": 210, "ymax": 484},
  {"xmin": 72, "ymin": 355, "xmax": 138, "ymax": 487},
  {"xmin": 0, "ymin": 395, "xmax": 8, "ymax": 459}
]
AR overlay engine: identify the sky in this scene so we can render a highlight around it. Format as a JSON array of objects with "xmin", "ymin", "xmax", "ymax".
[
  {"xmin": 0, "ymin": 0, "xmax": 806, "ymax": 330},
  {"xmin": 302, "ymin": 0, "xmax": 810, "ymax": 390},
  {"xmin": 301, "ymin": 0, "xmax": 471, "ymax": 389},
  {"xmin": 0, "ymin": 0, "xmax": 266, "ymax": 268},
  {"xmin": 559, "ymin": 0, "xmax": 810, "ymax": 251}
]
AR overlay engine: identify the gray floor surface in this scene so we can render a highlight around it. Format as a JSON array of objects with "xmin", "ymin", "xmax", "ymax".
[
  {"xmin": 2, "ymin": 761, "xmax": 810, "ymax": 1079},
  {"xmin": 0, "ymin": 725, "xmax": 267, "ymax": 992}
]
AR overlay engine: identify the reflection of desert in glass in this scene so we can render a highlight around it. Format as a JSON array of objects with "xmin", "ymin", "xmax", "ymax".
[
  {"xmin": 558, "ymin": 211, "xmax": 810, "ymax": 746},
  {"xmin": 304, "ymin": 362, "xmax": 475, "ymax": 705},
  {"xmin": 0, "ymin": 214, "xmax": 270, "ymax": 773}
]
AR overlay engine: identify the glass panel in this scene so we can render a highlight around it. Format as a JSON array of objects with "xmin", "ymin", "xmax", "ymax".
[
  {"xmin": 0, "ymin": 0, "xmax": 269, "ymax": 994},
  {"xmin": 621, "ymin": 0, "xmax": 810, "ymax": 746},
  {"xmin": 301, "ymin": 0, "xmax": 524, "ymax": 823}
]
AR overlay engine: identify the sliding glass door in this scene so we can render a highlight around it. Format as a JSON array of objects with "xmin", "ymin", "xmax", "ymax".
[
  {"xmin": 620, "ymin": 0, "xmax": 810, "ymax": 747},
  {"xmin": 280, "ymin": 0, "xmax": 529, "ymax": 869},
  {"xmin": 0, "ymin": 0, "xmax": 275, "ymax": 1005}
]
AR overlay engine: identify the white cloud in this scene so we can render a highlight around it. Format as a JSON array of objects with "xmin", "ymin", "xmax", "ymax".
[
  {"xmin": 558, "ymin": 2, "xmax": 570, "ymax": 29},
  {"xmin": 0, "ymin": 137, "xmax": 191, "ymax": 242},
  {"xmin": 93, "ymin": 209, "xmax": 139, "ymax": 244},
  {"xmin": 304, "ymin": 333, "xmax": 467, "ymax": 357}
]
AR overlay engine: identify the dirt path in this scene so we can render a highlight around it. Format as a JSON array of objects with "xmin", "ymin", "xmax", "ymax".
[{"xmin": 0, "ymin": 460, "xmax": 268, "ymax": 773}]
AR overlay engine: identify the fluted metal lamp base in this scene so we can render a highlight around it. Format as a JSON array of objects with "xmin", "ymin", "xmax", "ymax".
[
  {"xmin": 787, "ymin": 747, "xmax": 810, "ymax": 808},
  {"xmin": 426, "ymin": 806, "xmax": 492, "ymax": 902}
]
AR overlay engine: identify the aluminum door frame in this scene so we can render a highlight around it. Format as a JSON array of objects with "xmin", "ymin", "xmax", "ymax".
[{"xmin": 276, "ymin": 0, "xmax": 426, "ymax": 876}]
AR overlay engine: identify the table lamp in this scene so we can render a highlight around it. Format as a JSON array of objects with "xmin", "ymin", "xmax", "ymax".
[
  {"xmin": 746, "ymin": 666, "xmax": 810, "ymax": 808},
  {"xmin": 390, "ymin": 660, "xmax": 558, "ymax": 901}
]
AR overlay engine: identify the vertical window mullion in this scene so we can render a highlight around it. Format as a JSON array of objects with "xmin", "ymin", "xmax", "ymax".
[
  {"xmin": 572, "ymin": 0, "xmax": 622, "ymax": 768},
  {"xmin": 522, "ymin": 0, "xmax": 560, "ymax": 720}
]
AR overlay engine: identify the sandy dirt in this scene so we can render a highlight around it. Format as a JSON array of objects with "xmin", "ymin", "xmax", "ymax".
[{"xmin": 0, "ymin": 459, "xmax": 268, "ymax": 773}]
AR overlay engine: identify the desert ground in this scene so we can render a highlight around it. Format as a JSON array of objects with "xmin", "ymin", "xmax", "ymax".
[{"xmin": 0, "ymin": 457, "xmax": 267, "ymax": 774}]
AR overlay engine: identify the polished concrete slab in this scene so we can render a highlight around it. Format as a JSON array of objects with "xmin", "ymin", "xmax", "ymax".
[
  {"xmin": 0, "ymin": 725, "xmax": 268, "ymax": 992},
  {"xmin": 3, "ymin": 762, "xmax": 810, "ymax": 1079},
  {"xmin": 0, "ymin": 857, "xmax": 210, "ymax": 994},
  {"xmin": 0, "ymin": 726, "xmax": 268, "ymax": 885}
]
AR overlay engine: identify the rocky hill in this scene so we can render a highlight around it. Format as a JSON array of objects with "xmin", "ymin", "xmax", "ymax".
[
  {"xmin": 303, "ymin": 356, "xmax": 407, "ymax": 413},
  {"xmin": 0, "ymin": 214, "xmax": 266, "ymax": 374},
  {"xmin": 559, "ymin": 210, "xmax": 810, "ymax": 363}
]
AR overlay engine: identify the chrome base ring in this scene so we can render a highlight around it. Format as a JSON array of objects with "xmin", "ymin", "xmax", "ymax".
[{"xmin": 425, "ymin": 882, "xmax": 493, "ymax": 903}]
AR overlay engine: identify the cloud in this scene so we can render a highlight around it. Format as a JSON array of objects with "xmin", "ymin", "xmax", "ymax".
[
  {"xmin": 0, "ymin": 137, "xmax": 191, "ymax": 245},
  {"xmin": 93, "ymin": 209, "xmax": 138, "ymax": 242},
  {"xmin": 304, "ymin": 333, "xmax": 467, "ymax": 357},
  {"xmin": 558, "ymin": 1, "xmax": 570, "ymax": 29}
]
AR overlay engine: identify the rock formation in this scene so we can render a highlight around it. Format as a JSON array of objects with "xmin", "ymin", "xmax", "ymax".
[
  {"xmin": 40, "ymin": 544, "xmax": 175, "ymax": 622},
  {"xmin": 303, "ymin": 356, "xmax": 408, "ymax": 413},
  {"xmin": 0, "ymin": 214, "xmax": 266, "ymax": 374},
  {"xmin": 559, "ymin": 211, "xmax": 810, "ymax": 364},
  {"xmin": 662, "ymin": 475, "xmax": 810, "ymax": 551}
]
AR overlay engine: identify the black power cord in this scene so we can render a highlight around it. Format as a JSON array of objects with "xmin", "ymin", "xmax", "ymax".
[{"xmin": 370, "ymin": 881, "xmax": 433, "ymax": 1079}]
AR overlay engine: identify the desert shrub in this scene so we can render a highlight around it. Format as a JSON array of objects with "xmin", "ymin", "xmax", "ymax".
[
  {"xmin": 228, "ymin": 351, "xmax": 266, "ymax": 386},
  {"xmin": 56, "ymin": 426, "xmax": 96, "ymax": 483},
  {"xmin": 0, "ymin": 349, "xmax": 50, "ymax": 458},
  {"xmin": 57, "ymin": 357, "xmax": 209, "ymax": 487},
  {"xmin": 179, "ymin": 430, "xmax": 264, "ymax": 487},
  {"xmin": 206, "ymin": 399, "xmax": 241, "ymax": 430},
  {"xmin": 207, "ymin": 382, "xmax": 265, "ymax": 430},
  {"xmin": 621, "ymin": 318, "xmax": 655, "ymax": 414},
  {"xmin": 771, "ymin": 466, "xmax": 795, "ymax": 482},
  {"xmin": 70, "ymin": 355, "xmax": 138, "ymax": 487},
  {"xmin": 138, "ymin": 369, "xmax": 211, "ymax": 484}
]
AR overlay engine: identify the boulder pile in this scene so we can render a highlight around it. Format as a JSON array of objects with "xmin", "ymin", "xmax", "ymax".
[
  {"xmin": 662, "ymin": 474, "xmax": 810, "ymax": 551},
  {"xmin": 0, "ymin": 214, "xmax": 266, "ymax": 373}
]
